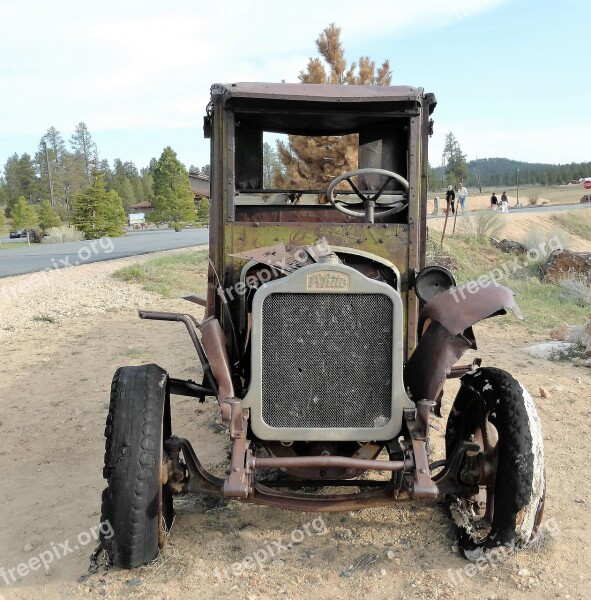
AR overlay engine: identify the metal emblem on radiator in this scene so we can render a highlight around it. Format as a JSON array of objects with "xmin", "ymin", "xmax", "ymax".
[{"xmin": 306, "ymin": 271, "xmax": 350, "ymax": 291}]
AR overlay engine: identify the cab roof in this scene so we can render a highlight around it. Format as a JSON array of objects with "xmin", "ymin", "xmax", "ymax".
[
  {"xmin": 211, "ymin": 82, "xmax": 428, "ymax": 104},
  {"xmin": 209, "ymin": 82, "xmax": 436, "ymax": 135}
]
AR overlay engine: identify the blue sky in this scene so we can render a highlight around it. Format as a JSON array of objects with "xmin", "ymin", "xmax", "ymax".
[{"xmin": 0, "ymin": 0, "xmax": 588, "ymax": 173}]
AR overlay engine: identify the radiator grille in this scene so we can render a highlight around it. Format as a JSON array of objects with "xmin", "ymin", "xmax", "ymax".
[{"xmin": 261, "ymin": 293, "xmax": 393, "ymax": 429}]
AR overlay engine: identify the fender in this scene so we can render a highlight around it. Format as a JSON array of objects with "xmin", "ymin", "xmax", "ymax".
[
  {"xmin": 418, "ymin": 281, "xmax": 523, "ymax": 338},
  {"xmin": 405, "ymin": 282, "xmax": 523, "ymax": 410}
]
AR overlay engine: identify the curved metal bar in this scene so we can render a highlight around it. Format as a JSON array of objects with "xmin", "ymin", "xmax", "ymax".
[{"xmin": 249, "ymin": 455, "xmax": 406, "ymax": 472}]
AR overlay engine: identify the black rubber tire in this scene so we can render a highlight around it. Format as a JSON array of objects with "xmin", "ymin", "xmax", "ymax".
[
  {"xmin": 100, "ymin": 364, "xmax": 174, "ymax": 568},
  {"xmin": 445, "ymin": 367, "xmax": 545, "ymax": 560}
]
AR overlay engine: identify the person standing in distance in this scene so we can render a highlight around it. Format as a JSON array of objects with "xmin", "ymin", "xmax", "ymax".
[
  {"xmin": 457, "ymin": 183, "xmax": 467, "ymax": 214},
  {"xmin": 501, "ymin": 191, "xmax": 509, "ymax": 213},
  {"xmin": 490, "ymin": 192, "xmax": 498, "ymax": 211},
  {"xmin": 445, "ymin": 185, "xmax": 455, "ymax": 214}
]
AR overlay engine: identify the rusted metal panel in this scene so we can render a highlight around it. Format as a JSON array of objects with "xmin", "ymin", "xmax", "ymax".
[
  {"xmin": 406, "ymin": 114, "xmax": 422, "ymax": 356},
  {"xmin": 404, "ymin": 321, "xmax": 473, "ymax": 412},
  {"xmin": 417, "ymin": 281, "xmax": 523, "ymax": 337}
]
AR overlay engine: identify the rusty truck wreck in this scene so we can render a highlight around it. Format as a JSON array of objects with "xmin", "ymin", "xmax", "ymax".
[{"xmin": 99, "ymin": 83, "xmax": 545, "ymax": 568}]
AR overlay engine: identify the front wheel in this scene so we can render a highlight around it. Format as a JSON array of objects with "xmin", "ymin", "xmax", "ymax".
[
  {"xmin": 100, "ymin": 364, "xmax": 174, "ymax": 568},
  {"xmin": 445, "ymin": 367, "xmax": 545, "ymax": 560}
]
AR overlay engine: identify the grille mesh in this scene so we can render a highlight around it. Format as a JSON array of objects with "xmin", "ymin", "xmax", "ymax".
[{"xmin": 261, "ymin": 293, "xmax": 393, "ymax": 428}]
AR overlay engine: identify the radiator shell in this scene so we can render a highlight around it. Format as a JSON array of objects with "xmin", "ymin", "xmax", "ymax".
[{"xmin": 243, "ymin": 263, "xmax": 413, "ymax": 442}]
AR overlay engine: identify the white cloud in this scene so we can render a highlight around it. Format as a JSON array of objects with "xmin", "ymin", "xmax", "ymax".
[{"xmin": 0, "ymin": 0, "xmax": 506, "ymax": 137}]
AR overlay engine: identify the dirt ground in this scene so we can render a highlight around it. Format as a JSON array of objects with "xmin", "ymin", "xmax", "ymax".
[
  {"xmin": 428, "ymin": 207, "xmax": 591, "ymax": 252},
  {"xmin": 1, "ymin": 250, "xmax": 590, "ymax": 600}
]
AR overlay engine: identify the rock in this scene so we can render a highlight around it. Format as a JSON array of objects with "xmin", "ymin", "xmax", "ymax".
[
  {"xmin": 490, "ymin": 237, "xmax": 527, "ymax": 253},
  {"xmin": 23, "ymin": 543, "xmax": 34, "ymax": 552},
  {"xmin": 581, "ymin": 194, "xmax": 591, "ymax": 204},
  {"xmin": 540, "ymin": 249, "xmax": 591, "ymax": 284},
  {"xmin": 524, "ymin": 341, "xmax": 581, "ymax": 361},
  {"xmin": 565, "ymin": 320, "xmax": 591, "ymax": 356},
  {"xmin": 550, "ymin": 323, "xmax": 571, "ymax": 341},
  {"xmin": 451, "ymin": 545, "xmax": 459, "ymax": 554},
  {"xmin": 271, "ymin": 559, "xmax": 285, "ymax": 567},
  {"xmin": 518, "ymin": 568, "xmax": 531, "ymax": 578},
  {"xmin": 341, "ymin": 570, "xmax": 353, "ymax": 578},
  {"xmin": 573, "ymin": 357, "xmax": 591, "ymax": 368},
  {"xmin": 380, "ymin": 568, "xmax": 387, "ymax": 576},
  {"xmin": 326, "ymin": 572, "xmax": 340, "ymax": 584},
  {"xmin": 125, "ymin": 578, "xmax": 142, "ymax": 587},
  {"xmin": 335, "ymin": 528, "xmax": 353, "ymax": 541},
  {"xmin": 386, "ymin": 550, "xmax": 396, "ymax": 560},
  {"xmin": 539, "ymin": 388, "xmax": 550, "ymax": 398},
  {"xmin": 394, "ymin": 558, "xmax": 401, "ymax": 566}
]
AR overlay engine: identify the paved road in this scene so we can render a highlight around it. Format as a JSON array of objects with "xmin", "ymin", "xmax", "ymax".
[
  {"xmin": 427, "ymin": 202, "xmax": 591, "ymax": 219},
  {"xmin": 0, "ymin": 228, "xmax": 209, "ymax": 278}
]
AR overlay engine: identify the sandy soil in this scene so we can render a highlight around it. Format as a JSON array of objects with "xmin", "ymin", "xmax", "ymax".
[
  {"xmin": 428, "ymin": 208, "xmax": 591, "ymax": 252},
  {"xmin": 1, "ymin": 249, "xmax": 590, "ymax": 600}
]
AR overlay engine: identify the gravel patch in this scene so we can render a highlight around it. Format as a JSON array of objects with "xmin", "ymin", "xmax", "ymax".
[{"xmin": 0, "ymin": 246, "xmax": 206, "ymax": 337}]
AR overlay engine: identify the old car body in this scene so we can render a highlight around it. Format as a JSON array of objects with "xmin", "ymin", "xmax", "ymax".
[{"xmin": 99, "ymin": 82, "xmax": 545, "ymax": 568}]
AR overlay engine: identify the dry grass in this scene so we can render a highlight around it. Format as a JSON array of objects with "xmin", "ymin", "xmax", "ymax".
[{"xmin": 112, "ymin": 250, "xmax": 209, "ymax": 298}]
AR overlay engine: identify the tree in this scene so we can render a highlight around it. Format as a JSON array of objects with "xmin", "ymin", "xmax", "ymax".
[
  {"xmin": 3, "ymin": 153, "xmax": 40, "ymax": 211},
  {"xmin": 443, "ymin": 132, "xmax": 468, "ymax": 187},
  {"xmin": 150, "ymin": 147, "xmax": 196, "ymax": 231},
  {"xmin": 35, "ymin": 128, "xmax": 66, "ymax": 208},
  {"xmin": 37, "ymin": 199, "xmax": 61, "ymax": 233},
  {"xmin": 10, "ymin": 196, "xmax": 38, "ymax": 245},
  {"xmin": 73, "ymin": 171, "xmax": 126, "ymax": 239},
  {"xmin": 275, "ymin": 23, "xmax": 392, "ymax": 188},
  {"xmin": 263, "ymin": 143, "xmax": 282, "ymax": 188},
  {"xmin": 196, "ymin": 198, "xmax": 209, "ymax": 226},
  {"xmin": 70, "ymin": 122, "xmax": 97, "ymax": 185}
]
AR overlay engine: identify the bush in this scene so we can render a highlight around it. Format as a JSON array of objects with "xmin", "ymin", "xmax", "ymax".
[
  {"xmin": 528, "ymin": 193, "xmax": 539, "ymax": 205},
  {"xmin": 524, "ymin": 226, "xmax": 569, "ymax": 254},
  {"xmin": 460, "ymin": 211, "xmax": 505, "ymax": 240},
  {"xmin": 44, "ymin": 226, "xmax": 85, "ymax": 243},
  {"xmin": 558, "ymin": 278, "xmax": 591, "ymax": 307}
]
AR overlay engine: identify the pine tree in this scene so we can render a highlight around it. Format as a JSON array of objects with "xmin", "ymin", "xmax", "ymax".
[
  {"xmin": 275, "ymin": 23, "xmax": 392, "ymax": 189},
  {"xmin": 70, "ymin": 122, "xmax": 97, "ymax": 185},
  {"xmin": 443, "ymin": 132, "xmax": 468, "ymax": 187},
  {"xmin": 263, "ymin": 142, "xmax": 282, "ymax": 188},
  {"xmin": 72, "ymin": 171, "xmax": 126, "ymax": 239},
  {"xmin": 37, "ymin": 199, "xmax": 61, "ymax": 233},
  {"xmin": 3, "ymin": 153, "xmax": 39, "ymax": 210},
  {"xmin": 10, "ymin": 196, "xmax": 38, "ymax": 245},
  {"xmin": 150, "ymin": 147, "xmax": 196, "ymax": 231}
]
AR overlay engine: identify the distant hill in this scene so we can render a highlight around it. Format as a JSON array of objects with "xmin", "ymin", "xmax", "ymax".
[{"xmin": 431, "ymin": 157, "xmax": 591, "ymax": 188}]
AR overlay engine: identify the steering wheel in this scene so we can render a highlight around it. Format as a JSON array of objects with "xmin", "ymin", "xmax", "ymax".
[{"xmin": 327, "ymin": 168, "xmax": 409, "ymax": 223}]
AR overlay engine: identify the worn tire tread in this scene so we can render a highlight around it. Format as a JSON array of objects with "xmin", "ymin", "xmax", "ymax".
[
  {"xmin": 100, "ymin": 364, "xmax": 171, "ymax": 569},
  {"xmin": 446, "ymin": 367, "xmax": 545, "ymax": 557}
]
